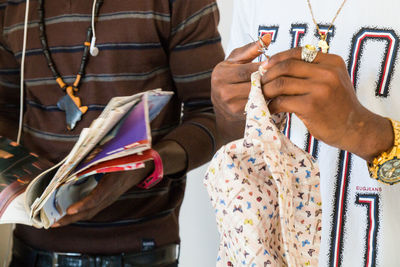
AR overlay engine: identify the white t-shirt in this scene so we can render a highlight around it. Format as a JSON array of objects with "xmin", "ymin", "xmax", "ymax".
[{"xmin": 227, "ymin": 1, "xmax": 400, "ymax": 266}]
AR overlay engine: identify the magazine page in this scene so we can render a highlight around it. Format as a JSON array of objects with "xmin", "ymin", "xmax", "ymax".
[
  {"xmin": 25, "ymin": 166, "xmax": 60, "ymax": 228},
  {"xmin": 52, "ymin": 97, "xmax": 141, "ymax": 181},
  {"xmin": 70, "ymin": 91, "xmax": 173, "ymax": 176},
  {"xmin": 72, "ymin": 97, "xmax": 151, "ymax": 174},
  {"xmin": 0, "ymin": 137, "xmax": 52, "ymax": 225},
  {"xmin": 0, "ymin": 194, "xmax": 31, "ymax": 225},
  {"xmin": 75, "ymin": 150, "xmax": 155, "ymax": 179},
  {"xmin": 147, "ymin": 91, "xmax": 174, "ymax": 121},
  {"xmin": 38, "ymin": 176, "xmax": 98, "ymax": 229}
]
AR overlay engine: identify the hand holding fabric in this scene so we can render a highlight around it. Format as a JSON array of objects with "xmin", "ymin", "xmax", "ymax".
[
  {"xmin": 212, "ymin": 37, "xmax": 394, "ymax": 161},
  {"xmin": 212, "ymin": 35, "xmax": 271, "ymax": 118},
  {"xmin": 211, "ymin": 35, "xmax": 272, "ymax": 143},
  {"xmin": 263, "ymin": 48, "xmax": 394, "ymax": 161}
]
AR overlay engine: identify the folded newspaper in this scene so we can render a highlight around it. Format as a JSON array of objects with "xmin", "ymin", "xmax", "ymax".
[{"xmin": 0, "ymin": 89, "xmax": 172, "ymax": 228}]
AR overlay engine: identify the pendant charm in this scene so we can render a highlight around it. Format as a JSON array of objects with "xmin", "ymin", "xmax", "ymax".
[
  {"xmin": 318, "ymin": 34, "xmax": 330, "ymax": 53},
  {"xmin": 57, "ymin": 86, "xmax": 88, "ymax": 130}
]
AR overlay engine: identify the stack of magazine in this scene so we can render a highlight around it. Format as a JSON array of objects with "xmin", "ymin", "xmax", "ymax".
[{"xmin": 0, "ymin": 89, "xmax": 172, "ymax": 228}]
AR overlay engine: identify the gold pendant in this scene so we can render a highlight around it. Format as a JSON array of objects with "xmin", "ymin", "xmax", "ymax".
[{"xmin": 318, "ymin": 34, "xmax": 329, "ymax": 53}]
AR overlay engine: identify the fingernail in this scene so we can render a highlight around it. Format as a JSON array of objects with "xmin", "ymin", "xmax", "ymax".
[
  {"xmin": 261, "ymin": 59, "xmax": 269, "ymax": 68},
  {"xmin": 261, "ymin": 34, "xmax": 272, "ymax": 43},
  {"xmin": 52, "ymin": 223, "xmax": 60, "ymax": 228},
  {"xmin": 67, "ymin": 208, "xmax": 78, "ymax": 215}
]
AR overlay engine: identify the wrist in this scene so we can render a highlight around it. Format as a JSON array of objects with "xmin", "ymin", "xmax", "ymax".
[
  {"xmin": 153, "ymin": 140, "xmax": 187, "ymax": 176},
  {"xmin": 348, "ymin": 109, "xmax": 394, "ymax": 162}
]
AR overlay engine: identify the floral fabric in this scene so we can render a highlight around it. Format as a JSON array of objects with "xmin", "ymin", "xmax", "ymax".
[{"xmin": 204, "ymin": 67, "xmax": 322, "ymax": 267}]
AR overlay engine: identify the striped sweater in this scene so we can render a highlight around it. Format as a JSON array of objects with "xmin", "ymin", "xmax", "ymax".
[{"xmin": 0, "ymin": 0, "xmax": 224, "ymax": 253}]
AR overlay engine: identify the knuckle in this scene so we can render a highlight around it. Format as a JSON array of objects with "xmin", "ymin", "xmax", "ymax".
[
  {"xmin": 84, "ymin": 211, "xmax": 96, "ymax": 221},
  {"xmin": 320, "ymin": 67, "xmax": 337, "ymax": 81},
  {"xmin": 211, "ymin": 64, "xmax": 224, "ymax": 86},
  {"xmin": 228, "ymin": 46, "xmax": 249, "ymax": 61},
  {"xmin": 89, "ymin": 197, "xmax": 101, "ymax": 208},
  {"xmin": 229, "ymin": 47, "xmax": 241, "ymax": 58},
  {"xmin": 279, "ymin": 59, "xmax": 290, "ymax": 71},
  {"xmin": 237, "ymin": 68, "xmax": 251, "ymax": 82},
  {"xmin": 217, "ymin": 89, "xmax": 232, "ymax": 104},
  {"xmin": 272, "ymin": 96, "xmax": 284, "ymax": 111},
  {"xmin": 229, "ymin": 103, "xmax": 245, "ymax": 115},
  {"xmin": 332, "ymin": 54, "xmax": 346, "ymax": 68},
  {"xmin": 279, "ymin": 59, "xmax": 295, "ymax": 73},
  {"xmin": 273, "ymin": 77, "xmax": 286, "ymax": 89},
  {"xmin": 83, "ymin": 198, "xmax": 98, "ymax": 210}
]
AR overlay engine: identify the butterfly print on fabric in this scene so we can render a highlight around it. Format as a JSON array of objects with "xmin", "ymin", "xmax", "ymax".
[
  {"xmin": 243, "ymin": 140, "xmax": 254, "ymax": 148},
  {"xmin": 250, "ymin": 103, "xmax": 258, "ymax": 109},
  {"xmin": 235, "ymin": 225, "xmax": 243, "ymax": 233},
  {"xmin": 259, "ymin": 165, "xmax": 267, "ymax": 171},
  {"xmin": 308, "ymin": 249, "xmax": 315, "ymax": 257},
  {"xmin": 302, "ymin": 240, "xmax": 310, "ymax": 247},
  {"xmin": 242, "ymin": 178, "xmax": 251, "ymax": 185},
  {"xmin": 248, "ymin": 157, "xmax": 256, "ymax": 164},
  {"xmin": 299, "ymin": 159, "xmax": 306, "ymax": 167},
  {"xmin": 233, "ymin": 205, "xmax": 243, "ymax": 213}
]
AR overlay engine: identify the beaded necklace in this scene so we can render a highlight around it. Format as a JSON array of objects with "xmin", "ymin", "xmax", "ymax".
[{"xmin": 37, "ymin": 0, "xmax": 104, "ymax": 130}]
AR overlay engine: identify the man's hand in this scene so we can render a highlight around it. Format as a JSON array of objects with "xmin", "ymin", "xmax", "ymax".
[
  {"xmin": 211, "ymin": 35, "xmax": 271, "ymax": 143},
  {"xmin": 262, "ymin": 47, "xmax": 394, "ymax": 161},
  {"xmin": 211, "ymin": 37, "xmax": 394, "ymax": 161},
  {"xmin": 211, "ymin": 34, "xmax": 272, "ymax": 120},
  {"xmin": 52, "ymin": 140, "xmax": 186, "ymax": 227},
  {"xmin": 52, "ymin": 162, "xmax": 154, "ymax": 227}
]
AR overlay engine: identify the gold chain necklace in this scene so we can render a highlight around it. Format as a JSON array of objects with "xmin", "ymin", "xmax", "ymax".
[{"xmin": 306, "ymin": 0, "xmax": 348, "ymax": 53}]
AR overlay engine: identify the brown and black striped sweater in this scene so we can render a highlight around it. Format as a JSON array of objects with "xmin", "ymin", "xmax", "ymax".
[{"xmin": 0, "ymin": 0, "xmax": 224, "ymax": 253}]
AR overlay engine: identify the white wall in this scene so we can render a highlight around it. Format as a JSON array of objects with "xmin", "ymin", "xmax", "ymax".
[
  {"xmin": 0, "ymin": 1, "xmax": 234, "ymax": 266},
  {"xmin": 178, "ymin": 1, "xmax": 232, "ymax": 266}
]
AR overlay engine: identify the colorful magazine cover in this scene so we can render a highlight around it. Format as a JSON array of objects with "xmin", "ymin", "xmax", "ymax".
[{"xmin": 74, "ymin": 99, "xmax": 150, "ymax": 173}]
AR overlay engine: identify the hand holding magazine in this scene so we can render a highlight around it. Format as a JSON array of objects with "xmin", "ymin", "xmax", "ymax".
[{"xmin": 0, "ymin": 89, "xmax": 172, "ymax": 228}]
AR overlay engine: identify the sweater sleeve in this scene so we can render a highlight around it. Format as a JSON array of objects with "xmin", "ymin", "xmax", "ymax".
[{"xmin": 160, "ymin": 0, "xmax": 225, "ymax": 171}]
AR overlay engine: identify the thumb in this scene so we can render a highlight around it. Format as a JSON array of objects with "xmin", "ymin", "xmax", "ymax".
[{"xmin": 226, "ymin": 34, "xmax": 271, "ymax": 64}]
